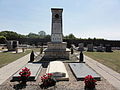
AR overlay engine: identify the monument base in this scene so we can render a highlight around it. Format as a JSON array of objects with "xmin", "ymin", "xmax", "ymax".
[{"xmin": 44, "ymin": 42, "xmax": 70, "ymax": 60}]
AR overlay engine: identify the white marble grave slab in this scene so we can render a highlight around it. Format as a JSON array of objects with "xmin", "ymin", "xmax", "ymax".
[{"xmin": 46, "ymin": 61, "xmax": 69, "ymax": 80}]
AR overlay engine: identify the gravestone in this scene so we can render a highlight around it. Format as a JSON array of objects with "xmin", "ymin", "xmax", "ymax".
[
  {"xmin": 6, "ymin": 40, "xmax": 19, "ymax": 51},
  {"xmin": 87, "ymin": 44, "xmax": 93, "ymax": 52},
  {"xmin": 46, "ymin": 61, "xmax": 69, "ymax": 80},
  {"xmin": 97, "ymin": 46, "xmax": 104, "ymax": 52},
  {"xmin": 105, "ymin": 45, "xmax": 112, "ymax": 52},
  {"xmin": 78, "ymin": 43, "xmax": 84, "ymax": 51},
  {"xmin": 69, "ymin": 63, "xmax": 101, "ymax": 81},
  {"xmin": 44, "ymin": 8, "xmax": 70, "ymax": 59},
  {"xmin": 22, "ymin": 48, "xmax": 25, "ymax": 52},
  {"xmin": 12, "ymin": 63, "xmax": 42, "ymax": 81}
]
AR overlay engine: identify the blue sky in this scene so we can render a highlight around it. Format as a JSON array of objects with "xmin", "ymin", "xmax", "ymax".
[{"xmin": 0, "ymin": 0, "xmax": 120, "ymax": 40}]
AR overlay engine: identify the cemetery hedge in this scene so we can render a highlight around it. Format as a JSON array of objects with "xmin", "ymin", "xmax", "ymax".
[{"xmin": 84, "ymin": 50, "xmax": 120, "ymax": 73}]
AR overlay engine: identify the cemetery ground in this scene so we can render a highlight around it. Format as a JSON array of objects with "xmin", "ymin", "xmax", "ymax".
[
  {"xmin": 84, "ymin": 50, "xmax": 120, "ymax": 73},
  {"xmin": 0, "ymin": 48, "xmax": 40, "ymax": 68},
  {"xmin": 0, "ymin": 49, "xmax": 117, "ymax": 90}
]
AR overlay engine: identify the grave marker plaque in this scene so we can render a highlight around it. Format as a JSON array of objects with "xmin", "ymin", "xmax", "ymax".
[{"xmin": 69, "ymin": 63, "xmax": 101, "ymax": 81}]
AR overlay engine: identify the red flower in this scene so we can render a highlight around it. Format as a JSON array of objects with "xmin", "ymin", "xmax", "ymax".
[
  {"xmin": 41, "ymin": 73, "xmax": 54, "ymax": 82},
  {"xmin": 19, "ymin": 67, "xmax": 31, "ymax": 78},
  {"xmin": 44, "ymin": 76, "xmax": 48, "ymax": 79},
  {"xmin": 47, "ymin": 73, "xmax": 53, "ymax": 76},
  {"xmin": 84, "ymin": 75, "xmax": 97, "ymax": 87}
]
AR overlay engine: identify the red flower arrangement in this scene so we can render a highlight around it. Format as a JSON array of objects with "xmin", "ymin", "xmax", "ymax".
[
  {"xmin": 40, "ymin": 73, "xmax": 56, "ymax": 89},
  {"xmin": 84, "ymin": 75, "xmax": 97, "ymax": 89},
  {"xmin": 41, "ymin": 73, "xmax": 53, "ymax": 82},
  {"xmin": 18, "ymin": 67, "xmax": 31, "ymax": 85}
]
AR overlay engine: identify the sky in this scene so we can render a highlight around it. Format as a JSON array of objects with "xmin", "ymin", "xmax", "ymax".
[{"xmin": 0, "ymin": 0, "xmax": 120, "ymax": 40}]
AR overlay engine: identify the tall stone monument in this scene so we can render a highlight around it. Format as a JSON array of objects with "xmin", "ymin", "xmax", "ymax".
[{"xmin": 44, "ymin": 8, "xmax": 70, "ymax": 60}]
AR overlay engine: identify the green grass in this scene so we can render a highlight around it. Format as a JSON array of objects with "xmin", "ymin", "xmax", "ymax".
[
  {"xmin": 84, "ymin": 50, "xmax": 120, "ymax": 73},
  {"xmin": 0, "ymin": 48, "xmax": 41, "ymax": 68}
]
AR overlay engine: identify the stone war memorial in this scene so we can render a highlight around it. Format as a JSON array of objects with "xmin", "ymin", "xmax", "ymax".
[{"xmin": 44, "ymin": 8, "xmax": 70, "ymax": 60}]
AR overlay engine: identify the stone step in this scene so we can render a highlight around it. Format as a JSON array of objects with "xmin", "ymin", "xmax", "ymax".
[
  {"xmin": 69, "ymin": 63, "xmax": 101, "ymax": 81},
  {"xmin": 12, "ymin": 63, "xmax": 42, "ymax": 81}
]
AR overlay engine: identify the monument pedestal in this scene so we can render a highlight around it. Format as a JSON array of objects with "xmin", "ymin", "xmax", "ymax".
[{"xmin": 44, "ymin": 42, "xmax": 70, "ymax": 60}]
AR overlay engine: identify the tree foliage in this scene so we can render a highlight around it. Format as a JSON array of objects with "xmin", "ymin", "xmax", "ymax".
[
  {"xmin": 0, "ymin": 30, "xmax": 104, "ymax": 41},
  {"xmin": 0, "ymin": 31, "xmax": 25, "ymax": 40},
  {"xmin": 64, "ymin": 33, "xmax": 76, "ymax": 39},
  {"xmin": 0, "ymin": 36, "xmax": 7, "ymax": 43},
  {"xmin": 0, "ymin": 36, "xmax": 6, "ymax": 40},
  {"xmin": 27, "ymin": 32, "xmax": 39, "ymax": 38},
  {"xmin": 44, "ymin": 34, "xmax": 51, "ymax": 39},
  {"xmin": 38, "ymin": 31, "xmax": 46, "ymax": 38},
  {"xmin": 27, "ymin": 31, "xmax": 50, "ymax": 39}
]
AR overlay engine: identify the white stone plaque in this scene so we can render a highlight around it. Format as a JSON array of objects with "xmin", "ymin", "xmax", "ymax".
[{"xmin": 51, "ymin": 34, "xmax": 62, "ymax": 42}]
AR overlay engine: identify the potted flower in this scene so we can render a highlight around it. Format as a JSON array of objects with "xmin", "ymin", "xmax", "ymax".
[
  {"xmin": 84, "ymin": 75, "xmax": 97, "ymax": 90},
  {"xmin": 40, "ymin": 73, "xmax": 56, "ymax": 89},
  {"xmin": 18, "ymin": 67, "xmax": 31, "ymax": 85}
]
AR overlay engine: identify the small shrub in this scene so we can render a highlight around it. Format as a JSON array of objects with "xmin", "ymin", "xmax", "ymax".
[
  {"xmin": 71, "ymin": 47, "xmax": 73, "ymax": 54},
  {"xmin": 30, "ymin": 50, "xmax": 34, "ymax": 62}
]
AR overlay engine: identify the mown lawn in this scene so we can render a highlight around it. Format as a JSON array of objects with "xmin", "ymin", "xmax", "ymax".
[
  {"xmin": 0, "ymin": 48, "xmax": 40, "ymax": 68},
  {"xmin": 84, "ymin": 50, "xmax": 120, "ymax": 73}
]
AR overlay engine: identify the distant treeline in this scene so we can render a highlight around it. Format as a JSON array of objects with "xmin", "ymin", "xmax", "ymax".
[
  {"xmin": 16, "ymin": 38, "xmax": 120, "ymax": 48},
  {"xmin": 0, "ymin": 30, "xmax": 120, "ymax": 47}
]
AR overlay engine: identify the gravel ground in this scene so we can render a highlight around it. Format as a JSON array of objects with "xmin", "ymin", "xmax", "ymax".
[{"xmin": 0, "ymin": 52, "xmax": 117, "ymax": 90}]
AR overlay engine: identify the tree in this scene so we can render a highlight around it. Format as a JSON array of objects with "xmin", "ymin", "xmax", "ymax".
[
  {"xmin": 44, "ymin": 34, "xmax": 51, "ymax": 39},
  {"xmin": 64, "ymin": 33, "xmax": 76, "ymax": 39},
  {"xmin": 27, "ymin": 32, "xmax": 39, "ymax": 38},
  {"xmin": 38, "ymin": 31, "xmax": 46, "ymax": 38},
  {"xmin": 88, "ymin": 37, "xmax": 92, "ymax": 40},
  {"xmin": 0, "ymin": 36, "xmax": 7, "ymax": 44},
  {"xmin": 93, "ymin": 37, "xmax": 96, "ymax": 40},
  {"xmin": 0, "ymin": 31, "xmax": 19, "ymax": 40},
  {"xmin": 0, "ymin": 36, "xmax": 6, "ymax": 40}
]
